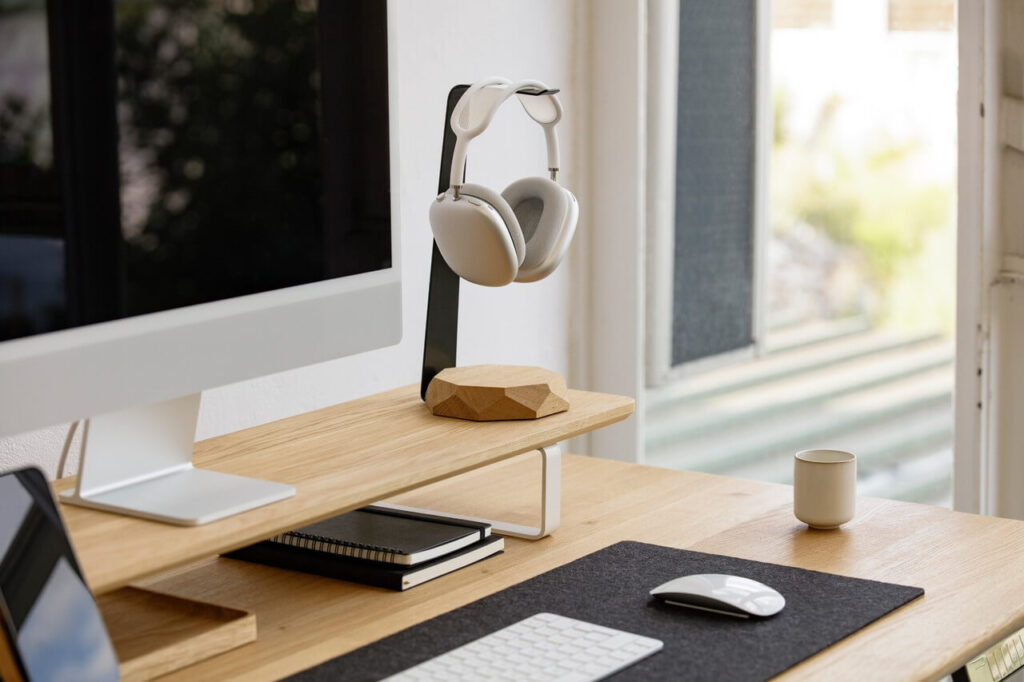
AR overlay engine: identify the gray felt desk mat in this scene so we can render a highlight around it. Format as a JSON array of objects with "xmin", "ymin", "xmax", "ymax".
[{"xmin": 287, "ymin": 541, "xmax": 924, "ymax": 681}]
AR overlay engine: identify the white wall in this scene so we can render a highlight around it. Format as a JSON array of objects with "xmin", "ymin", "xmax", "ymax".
[{"xmin": 0, "ymin": 0, "xmax": 584, "ymax": 478}]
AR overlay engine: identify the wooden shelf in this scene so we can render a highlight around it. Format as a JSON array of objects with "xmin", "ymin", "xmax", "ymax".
[
  {"xmin": 55, "ymin": 384, "xmax": 634, "ymax": 595},
  {"xmin": 98, "ymin": 587, "xmax": 255, "ymax": 681}
]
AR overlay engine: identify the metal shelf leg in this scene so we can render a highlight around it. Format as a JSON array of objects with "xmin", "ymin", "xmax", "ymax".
[{"xmin": 374, "ymin": 444, "xmax": 562, "ymax": 540}]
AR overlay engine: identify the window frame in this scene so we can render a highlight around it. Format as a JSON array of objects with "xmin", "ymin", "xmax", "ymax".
[
  {"xmin": 578, "ymin": 0, "xmax": 648, "ymax": 463},
  {"xmin": 643, "ymin": 0, "xmax": 771, "ymax": 388},
  {"xmin": 585, "ymin": 0, "xmax": 985, "ymax": 500}
]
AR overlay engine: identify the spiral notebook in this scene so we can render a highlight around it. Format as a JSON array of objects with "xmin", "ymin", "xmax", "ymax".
[
  {"xmin": 264, "ymin": 505, "xmax": 491, "ymax": 566},
  {"xmin": 228, "ymin": 534, "xmax": 504, "ymax": 591}
]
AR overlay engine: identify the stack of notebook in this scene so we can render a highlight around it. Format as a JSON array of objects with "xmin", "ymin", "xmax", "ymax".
[{"xmin": 226, "ymin": 506, "xmax": 503, "ymax": 591}]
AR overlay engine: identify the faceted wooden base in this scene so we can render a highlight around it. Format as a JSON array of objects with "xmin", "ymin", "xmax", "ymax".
[{"xmin": 425, "ymin": 365, "xmax": 570, "ymax": 421}]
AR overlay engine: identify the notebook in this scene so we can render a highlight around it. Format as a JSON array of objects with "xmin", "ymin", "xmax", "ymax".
[
  {"xmin": 266, "ymin": 505, "xmax": 491, "ymax": 565},
  {"xmin": 227, "ymin": 535, "xmax": 504, "ymax": 591}
]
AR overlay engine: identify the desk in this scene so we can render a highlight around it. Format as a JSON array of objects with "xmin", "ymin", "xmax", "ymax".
[{"xmin": 123, "ymin": 452, "xmax": 1024, "ymax": 681}]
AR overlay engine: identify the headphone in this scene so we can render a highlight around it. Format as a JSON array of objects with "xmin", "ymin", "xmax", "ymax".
[{"xmin": 429, "ymin": 77, "xmax": 579, "ymax": 287}]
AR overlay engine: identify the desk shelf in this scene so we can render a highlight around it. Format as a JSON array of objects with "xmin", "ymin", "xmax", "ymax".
[{"xmin": 56, "ymin": 384, "xmax": 634, "ymax": 595}]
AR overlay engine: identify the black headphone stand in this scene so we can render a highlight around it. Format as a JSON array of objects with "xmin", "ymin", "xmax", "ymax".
[
  {"xmin": 408, "ymin": 84, "xmax": 561, "ymax": 541},
  {"xmin": 419, "ymin": 85, "xmax": 468, "ymax": 400}
]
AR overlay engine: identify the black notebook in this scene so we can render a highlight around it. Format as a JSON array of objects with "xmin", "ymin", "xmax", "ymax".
[
  {"xmin": 265, "ymin": 506, "xmax": 491, "ymax": 566},
  {"xmin": 227, "ymin": 535, "xmax": 504, "ymax": 591}
]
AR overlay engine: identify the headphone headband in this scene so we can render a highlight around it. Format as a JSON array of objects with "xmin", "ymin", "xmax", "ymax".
[{"xmin": 448, "ymin": 77, "xmax": 563, "ymax": 190}]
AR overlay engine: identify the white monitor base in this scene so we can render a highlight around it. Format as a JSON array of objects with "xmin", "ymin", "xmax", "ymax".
[
  {"xmin": 60, "ymin": 466, "xmax": 294, "ymax": 526},
  {"xmin": 62, "ymin": 393, "xmax": 294, "ymax": 526}
]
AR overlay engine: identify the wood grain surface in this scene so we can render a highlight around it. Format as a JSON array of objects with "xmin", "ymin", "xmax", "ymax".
[
  {"xmin": 98, "ymin": 587, "xmax": 255, "ymax": 681},
  {"xmin": 124, "ymin": 454, "xmax": 1024, "ymax": 681},
  {"xmin": 53, "ymin": 384, "xmax": 634, "ymax": 594},
  {"xmin": 424, "ymin": 365, "xmax": 570, "ymax": 420}
]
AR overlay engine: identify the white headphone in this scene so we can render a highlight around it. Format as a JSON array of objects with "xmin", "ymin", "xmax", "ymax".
[{"xmin": 429, "ymin": 77, "xmax": 579, "ymax": 287}]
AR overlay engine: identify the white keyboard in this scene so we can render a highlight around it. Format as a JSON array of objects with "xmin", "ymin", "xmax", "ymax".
[{"xmin": 382, "ymin": 612, "xmax": 663, "ymax": 682}]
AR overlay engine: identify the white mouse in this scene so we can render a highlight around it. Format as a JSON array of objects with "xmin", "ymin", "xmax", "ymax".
[{"xmin": 649, "ymin": 573, "xmax": 786, "ymax": 618}]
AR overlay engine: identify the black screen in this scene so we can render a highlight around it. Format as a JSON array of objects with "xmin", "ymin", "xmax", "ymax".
[
  {"xmin": 0, "ymin": 469, "xmax": 119, "ymax": 682},
  {"xmin": 0, "ymin": 0, "xmax": 390, "ymax": 342}
]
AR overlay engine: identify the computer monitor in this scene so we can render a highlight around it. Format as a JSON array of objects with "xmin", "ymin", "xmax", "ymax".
[{"xmin": 0, "ymin": 1, "xmax": 400, "ymax": 524}]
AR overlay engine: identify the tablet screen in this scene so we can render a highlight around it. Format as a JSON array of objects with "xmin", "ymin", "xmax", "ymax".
[{"xmin": 0, "ymin": 469, "xmax": 119, "ymax": 682}]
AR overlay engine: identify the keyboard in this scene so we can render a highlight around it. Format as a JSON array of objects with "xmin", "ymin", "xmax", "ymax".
[{"xmin": 381, "ymin": 612, "xmax": 663, "ymax": 681}]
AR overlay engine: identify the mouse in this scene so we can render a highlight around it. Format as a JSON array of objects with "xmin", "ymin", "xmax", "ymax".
[{"xmin": 649, "ymin": 573, "xmax": 786, "ymax": 618}]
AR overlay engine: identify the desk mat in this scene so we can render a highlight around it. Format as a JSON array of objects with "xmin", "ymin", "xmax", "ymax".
[{"xmin": 288, "ymin": 541, "xmax": 924, "ymax": 681}]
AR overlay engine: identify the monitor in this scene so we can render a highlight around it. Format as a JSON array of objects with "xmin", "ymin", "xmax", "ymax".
[{"xmin": 0, "ymin": 1, "xmax": 401, "ymax": 524}]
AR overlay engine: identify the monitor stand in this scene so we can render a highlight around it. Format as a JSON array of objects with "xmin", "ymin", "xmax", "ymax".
[{"xmin": 60, "ymin": 394, "xmax": 294, "ymax": 525}]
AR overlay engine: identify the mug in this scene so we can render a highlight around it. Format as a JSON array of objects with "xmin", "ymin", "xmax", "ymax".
[{"xmin": 793, "ymin": 449, "xmax": 856, "ymax": 529}]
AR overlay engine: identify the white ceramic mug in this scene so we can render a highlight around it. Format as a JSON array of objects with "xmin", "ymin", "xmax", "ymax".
[{"xmin": 793, "ymin": 449, "xmax": 856, "ymax": 529}]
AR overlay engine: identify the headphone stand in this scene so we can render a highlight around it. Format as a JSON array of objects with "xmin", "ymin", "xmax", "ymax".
[
  {"xmin": 420, "ymin": 84, "xmax": 467, "ymax": 402},
  {"xmin": 416, "ymin": 84, "xmax": 562, "ymax": 540}
]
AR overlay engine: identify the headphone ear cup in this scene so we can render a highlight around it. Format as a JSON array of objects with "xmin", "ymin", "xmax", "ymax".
[
  {"xmin": 502, "ymin": 177, "xmax": 578, "ymax": 283},
  {"xmin": 428, "ymin": 184, "xmax": 525, "ymax": 286},
  {"xmin": 458, "ymin": 183, "xmax": 525, "ymax": 266}
]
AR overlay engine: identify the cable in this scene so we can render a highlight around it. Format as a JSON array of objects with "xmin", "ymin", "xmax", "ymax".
[{"xmin": 57, "ymin": 419, "xmax": 82, "ymax": 479}]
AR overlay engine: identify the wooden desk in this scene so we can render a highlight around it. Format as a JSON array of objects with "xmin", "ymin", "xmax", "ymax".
[{"xmin": 126, "ymin": 452, "xmax": 1024, "ymax": 681}]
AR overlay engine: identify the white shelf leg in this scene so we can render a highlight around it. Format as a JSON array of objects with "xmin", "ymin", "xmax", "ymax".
[{"xmin": 374, "ymin": 444, "xmax": 562, "ymax": 540}]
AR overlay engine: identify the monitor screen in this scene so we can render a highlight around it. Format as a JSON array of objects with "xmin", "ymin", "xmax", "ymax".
[{"xmin": 0, "ymin": 0, "xmax": 390, "ymax": 342}]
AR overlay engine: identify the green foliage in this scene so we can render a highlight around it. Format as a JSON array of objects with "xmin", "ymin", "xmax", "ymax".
[
  {"xmin": 772, "ymin": 88, "xmax": 954, "ymax": 332},
  {"xmin": 115, "ymin": 0, "xmax": 325, "ymax": 315},
  {"xmin": 0, "ymin": 95, "xmax": 49, "ymax": 166},
  {"xmin": 793, "ymin": 145, "xmax": 946, "ymax": 280},
  {"xmin": 773, "ymin": 89, "xmax": 788, "ymax": 147}
]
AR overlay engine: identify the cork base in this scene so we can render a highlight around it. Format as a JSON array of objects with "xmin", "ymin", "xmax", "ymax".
[{"xmin": 425, "ymin": 365, "xmax": 570, "ymax": 421}]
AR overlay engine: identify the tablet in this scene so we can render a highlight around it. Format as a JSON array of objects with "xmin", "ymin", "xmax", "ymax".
[{"xmin": 0, "ymin": 467, "xmax": 119, "ymax": 682}]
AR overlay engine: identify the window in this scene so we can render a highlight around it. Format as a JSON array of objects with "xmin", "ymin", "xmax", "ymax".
[{"xmin": 645, "ymin": 0, "xmax": 957, "ymax": 507}]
